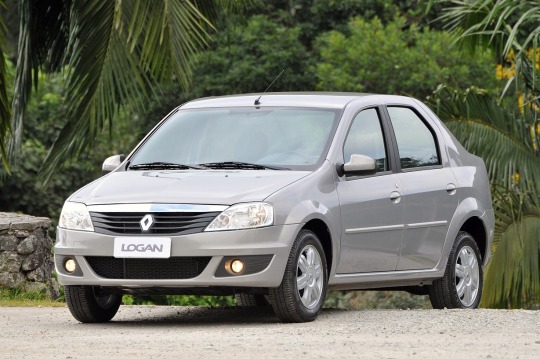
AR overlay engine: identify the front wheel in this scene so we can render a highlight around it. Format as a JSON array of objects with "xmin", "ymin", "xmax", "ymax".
[
  {"xmin": 269, "ymin": 230, "xmax": 328, "ymax": 322},
  {"xmin": 65, "ymin": 285, "xmax": 122, "ymax": 323},
  {"xmin": 429, "ymin": 231, "xmax": 483, "ymax": 309}
]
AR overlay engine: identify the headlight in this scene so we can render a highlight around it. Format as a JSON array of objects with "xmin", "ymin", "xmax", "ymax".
[
  {"xmin": 205, "ymin": 202, "xmax": 274, "ymax": 231},
  {"xmin": 58, "ymin": 202, "xmax": 94, "ymax": 231}
]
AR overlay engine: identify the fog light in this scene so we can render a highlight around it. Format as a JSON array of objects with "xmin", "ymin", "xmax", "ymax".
[
  {"xmin": 64, "ymin": 258, "xmax": 77, "ymax": 273},
  {"xmin": 230, "ymin": 259, "xmax": 245, "ymax": 274}
]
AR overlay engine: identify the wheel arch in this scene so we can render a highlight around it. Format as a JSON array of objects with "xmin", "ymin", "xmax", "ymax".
[
  {"xmin": 460, "ymin": 216, "xmax": 487, "ymax": 263},
  {"xmin": 302, "ymin": 218, "xmax": 333, "ymax": 277}
]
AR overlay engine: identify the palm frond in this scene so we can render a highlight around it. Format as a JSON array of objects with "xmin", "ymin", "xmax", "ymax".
[
  {"xmin": 0, "ymin": 0, "xmax": 10, "ymax": 172},
  {"xmin": 9, "ymin": 0, "xmax": 69, "ymax": 157},
  {"xmin": 481, "ymin": 213, "xmax": 540, "ymax": 308},
  {"xmin": 491, "ymin": 185, "xmax": 539, "ymax": 249},
  {"xmin": 40, "ymin": 1, "xmax": 152, "ymax": 183},
  {"xmin": 39, "ymin": 0, "xmax": 243, "ymax": 183},
  {"xmin": 125, "ymin": 0, "xmax": 212, "ymax": 89},
  {"xmin": 436, "ymin": 0, "xmax": 540, "ymax": 57},
  {"xmin": 429, "ymin": 86, "xmax": 540, "ymax": 195}
]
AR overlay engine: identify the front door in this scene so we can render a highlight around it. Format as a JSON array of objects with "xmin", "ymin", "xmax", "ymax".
[{"xmin": 336, "ymin": 108, "xmax": 404, "ymax": 273}]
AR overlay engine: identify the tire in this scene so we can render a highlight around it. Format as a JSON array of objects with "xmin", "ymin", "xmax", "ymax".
[
  {"xmin": 235, "ymin": 293, "xmax": 269, "ymax": 307},
  {"xmin": 269, "ymin": 230, "xmax": 328, "ymax": 323},
  {"xmin": 65, "ymin": 285, "xmax": 122, "ymax": 323},
  {"xmin": 429, "ymin": 231, "xmax": 483, "ymax": 309}
]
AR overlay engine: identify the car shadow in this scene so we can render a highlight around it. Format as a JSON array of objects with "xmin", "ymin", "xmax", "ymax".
[{"xmin": 99, "ymin": 306, "xmax": 347, "ymax": 327}]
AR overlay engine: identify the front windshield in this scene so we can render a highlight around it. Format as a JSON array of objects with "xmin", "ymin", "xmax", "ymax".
[{"xmin": 129, "ymin": 107, "xmax": 340, "ymax": 170}]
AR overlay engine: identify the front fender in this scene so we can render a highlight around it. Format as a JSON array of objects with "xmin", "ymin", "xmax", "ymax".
[{"xmin": 265, "ymin": 161, "xmax": 341, "ymax": 276}]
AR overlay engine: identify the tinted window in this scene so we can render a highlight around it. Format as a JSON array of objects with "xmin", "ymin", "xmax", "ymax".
[
  {"xmin": 343, "ymin": 108, "xmax": 388, "ymax": 172},
  {"xmin": 387, "ymin": 107, "xmax": 439, "ymax": 169}
]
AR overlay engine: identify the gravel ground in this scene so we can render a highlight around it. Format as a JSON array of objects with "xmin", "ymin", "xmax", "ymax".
[{"xmin": 0, "ymin": 306, "xmax": 538, "ymax": 358}]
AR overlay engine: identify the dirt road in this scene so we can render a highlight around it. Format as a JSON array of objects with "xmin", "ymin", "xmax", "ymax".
[{"xmin": 0, "ymin": 306, "xmax": 538, "ymax": 358}]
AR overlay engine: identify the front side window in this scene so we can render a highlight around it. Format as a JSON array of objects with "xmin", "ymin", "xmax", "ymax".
[
  {"xmin": 130, "ymin": 107, "xmax": 339, "ymax": 170},
  {"xmin": 387, "ymin": 107, "xmax": 440, "ymax": 169},
  {"xmin": 343, "ymin": 108, "xmax": 388, "ymax": 172}
]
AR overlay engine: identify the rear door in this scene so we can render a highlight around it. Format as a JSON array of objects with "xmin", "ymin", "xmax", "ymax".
[{"xmin": 384, "ymin": 106, "xmax": 458, "ymax": 270}]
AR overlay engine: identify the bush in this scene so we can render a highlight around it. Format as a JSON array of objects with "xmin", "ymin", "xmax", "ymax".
[{"xmin": 315, "ymin": 17, "xmax": 499, "ymax": 99}]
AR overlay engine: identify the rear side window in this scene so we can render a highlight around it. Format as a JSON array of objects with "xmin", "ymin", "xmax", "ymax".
[
  {"xmin": 343, "ymin": 108, "xmax": 388, "ymax": 172},
  {"xmin": 387, "ymin": 107, "xmax": 439, "ymax": 169}
]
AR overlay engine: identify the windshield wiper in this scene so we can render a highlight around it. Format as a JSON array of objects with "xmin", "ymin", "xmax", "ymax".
[
  {"xmin": 198, "ymin": 161, "xmax": 289, "ymax": 170},
  {"xmin": 129, "ymin": 162, "xmax": 205, "ymax": 170}
]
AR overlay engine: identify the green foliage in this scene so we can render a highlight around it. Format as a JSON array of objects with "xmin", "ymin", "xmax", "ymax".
[
  {"xmin": 430, "ymin": 86, "xmax": 539, "ymax": 195},
  {"xmin": 315, "ymin": 17, "xmax": 498, "ymax": 99},
  {"xmin": 429, "ymin": 86, "xmax": 540, "ymax": 309},
  {"xmin": 136, "ymin": 15, "xmax": 315, "ymax": 131},
  {"xmin": 431, "ymin": 0, "xmax": 540, "ymax": 308},
  {"xmin": 0, "ymin": 286, "xmax": 65, "ymax": 307},
  {"xmin": 481, "ymin": 192, "xmax": 540, "ymax": 309},
  {"xmin": 122, "ymin": 295, "xmax": 235, "ymax": 307},
  {"xmin": 194, "ymin": 16, "xmax": 313, "ymax": 95},
  {"xmin": 1, "ymin": 0, "xmax": 244, "ymax": 182},
  {"xmin": 0, "ymin": 0, "xmax": 10, "ymax": 172},
  {"xmin": 0, "ymin": 72, "xmax": 138, "ymax": 226},
  {"xmin": 325, "ymin": 290, "xmax": 431, "ymax": 310}
]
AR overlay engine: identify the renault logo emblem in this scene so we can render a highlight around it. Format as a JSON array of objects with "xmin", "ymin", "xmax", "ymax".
[{"xmin": 140, "ymin": 214, "xmax": 154, "ymax": 231}]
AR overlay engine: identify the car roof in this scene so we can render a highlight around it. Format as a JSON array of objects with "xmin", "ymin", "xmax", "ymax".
[{"xmin": 180, "ymin": 92, "xmax": 414, "ymax": 110}]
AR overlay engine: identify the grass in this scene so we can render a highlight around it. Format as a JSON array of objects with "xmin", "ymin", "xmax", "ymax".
[{"xmin": 0, "ymin": 287, "xmax": 66, "ymax": 307}]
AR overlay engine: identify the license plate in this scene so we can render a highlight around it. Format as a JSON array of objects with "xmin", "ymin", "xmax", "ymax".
[{"xmin": 114, "ymin": 237, "xmax": 171, "ymax": 258}]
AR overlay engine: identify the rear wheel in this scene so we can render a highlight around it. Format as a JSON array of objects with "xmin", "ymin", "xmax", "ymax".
[
  {"xmin": 65, "ymin": 285, "xmax": 122, "ymax": 323},
  {"xmin": 429, "ymin": 231, "xmax": 483, "ymax": 309},
  {"xmin": 269, "ymin": 230, "xmax": 328, "ymax": 322}
]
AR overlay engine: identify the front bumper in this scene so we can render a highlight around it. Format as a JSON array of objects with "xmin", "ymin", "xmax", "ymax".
[{"xmin": 54, "ymin": 224, "xmax": 299, "ymax": 288}]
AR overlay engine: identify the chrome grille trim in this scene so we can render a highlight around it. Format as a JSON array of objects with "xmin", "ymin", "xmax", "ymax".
[{"xmin": 87, "ymin": 203, "xmax": 228, "ymax": 213}]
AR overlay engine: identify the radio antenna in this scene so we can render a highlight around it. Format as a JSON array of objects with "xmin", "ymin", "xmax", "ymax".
[{"xmin": 255, "ymin": 70, "xmax": 285, "ymax": 106}]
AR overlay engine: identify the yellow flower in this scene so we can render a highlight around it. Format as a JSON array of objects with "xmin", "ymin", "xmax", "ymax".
[
  {"xmin": 512, "ymin": 172, "xmax": 520, "ymax": 185},
  {"xmin": 496, "ymin": 64, "xmax": 504, "ymax": 80}
]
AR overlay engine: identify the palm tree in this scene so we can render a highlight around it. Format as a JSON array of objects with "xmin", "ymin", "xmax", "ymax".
[
  {"xmin": 429, "ymin": 0, "xmax": 540, "ymax": 308},
  {"xmin": 0, "ymin": 0, "xmax": 241, "ymax": 180},
  {"xmin": 429, "ymin": 86, "xmax": 540, "ymax": 308}
]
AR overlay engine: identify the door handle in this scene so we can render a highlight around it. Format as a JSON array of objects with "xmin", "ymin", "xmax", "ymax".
[
  {"xmin": 447, "ymin": 183, "xmax": 457, "ymax": 195},
  {"xmin": 390, "ymin": 191, "xmax": 401, "ymax": 203}
]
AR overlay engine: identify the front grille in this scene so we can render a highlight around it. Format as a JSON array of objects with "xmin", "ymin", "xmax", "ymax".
[
  {"xmin": 90, "ymin": 212, "xmax": 220, "ymax": 235},
  {"xmin": 85, "ymin": 256, "xmax": 212, "ymax": 279}
]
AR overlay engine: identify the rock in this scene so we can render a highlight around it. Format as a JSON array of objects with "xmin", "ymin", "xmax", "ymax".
[
  {"xmin": 0, "ymin": 272, "xmax": 25, "ymax": 288},
  {"xmin": 26, "ymin": 266, "xmax": 48, "ymax": 282},
  {"xmin": 0, "ymin": 252, "xmax": 23, "ymax": 272},
  {"xmin": 21, "ymin": 252, "xmax": 44, "ymax": 271},
  {"xmin": 0, "ymin": 235, "xmax": 20, "ymax": 251},
  {"xmin": 0, "ymin": 212, "xmax": 56, "ymax": 298},
  {"xmin": 10, "ymin": 220, "xmax": 41, "ymax": 231},
  {"xmin": 13, "ymin": 230, "xmax": 30, "ymax": 238},
  {"xmin": 17, "ymin": 235, "xmax": 37, "ymax": 255}
]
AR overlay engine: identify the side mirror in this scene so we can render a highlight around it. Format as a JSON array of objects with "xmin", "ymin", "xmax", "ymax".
[
  {"xmin": 342, "ymin": 154, "xmax": 376, "ymax": 176},
  {"xmin": 102, "ymin": 154, "xmax": 126, "ymax": 173}
]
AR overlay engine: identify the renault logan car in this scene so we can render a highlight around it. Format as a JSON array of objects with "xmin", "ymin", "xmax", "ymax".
[{"xmin": 55, "ymin": 93, "xmax": 494, "ymax": 323}]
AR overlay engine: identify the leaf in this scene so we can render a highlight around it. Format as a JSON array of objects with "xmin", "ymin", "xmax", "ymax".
[
  {"xmin": 481, "ymin": 214, "xmax": 540, "ymax": 308},
  {"xmin": 0, "ymin": 0, "xmax": 11, "ymax": 172},
  {"xmin": 429, "ymin": 86, "xmax": 540, "ymax": 196},
  {"xmin": 9, "ymin": 0, "xmax": 69, "ymax": 157},
  {"xmin": 38, "ymin": 0, "xmax": 242, "ymax": 183}
]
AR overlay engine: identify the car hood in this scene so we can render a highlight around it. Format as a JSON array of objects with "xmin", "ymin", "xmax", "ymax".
[{"xmin": 70, "ymin": 170, "xmax": 311, "ymax": 206}]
